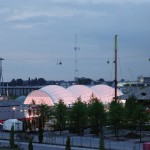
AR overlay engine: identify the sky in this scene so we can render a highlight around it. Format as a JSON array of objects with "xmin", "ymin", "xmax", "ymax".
[{"xmin": 0, "ymin": 0, "xmax": 150, "ymax": 82}]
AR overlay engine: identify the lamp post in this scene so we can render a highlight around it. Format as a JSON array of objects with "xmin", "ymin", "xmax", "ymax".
[{"xmin": 12, "ymin": 107, "xmax": 16, "ymax": 119}]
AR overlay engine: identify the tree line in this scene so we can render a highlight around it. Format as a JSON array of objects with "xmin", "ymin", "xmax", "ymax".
[
  {"xmin": 8, "ymin": 78, "xmax": 47, "ymax": 86},
  {"xmin": 33, "ymin": 95, "xmax": 149, "ymax": 143},
  {"xmin": 6, "ymin": 77, "xmax": 108, "ymax": 86}
]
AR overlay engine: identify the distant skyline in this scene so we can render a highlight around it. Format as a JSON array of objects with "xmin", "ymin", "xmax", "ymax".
[{"xmin": 0, "ymin": 0, "xmax": 150, "ymax": 82}]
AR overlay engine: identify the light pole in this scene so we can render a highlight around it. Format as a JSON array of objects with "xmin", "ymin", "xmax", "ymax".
[{"xmin": 12, "ymin": 107, "xmax": 16, "ymax": 119}]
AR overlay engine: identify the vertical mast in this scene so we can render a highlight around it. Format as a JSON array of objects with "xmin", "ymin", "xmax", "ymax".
[
  {"xmin": 0, "ymin": 57, "xmax": 4, "ymax": 96},
  {"xmin": 114, "ymin": 35, "xmax": 118, "ymax": 101},
  {"xmin": 74, "ymin": 34, "xmax": 80, "ymax": 84}
]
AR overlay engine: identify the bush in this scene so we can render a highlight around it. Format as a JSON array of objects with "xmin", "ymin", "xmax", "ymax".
[
  {"xmin": 28, "ymin": 138, "xmax": 33, "ymax": 150},
  {"xmin": 9, "ymin": 125, "xmax": 15, "ymax": 148},
  {"xmin": 65, "ymin": 136, "xmax": 71, "ymax": 150}
]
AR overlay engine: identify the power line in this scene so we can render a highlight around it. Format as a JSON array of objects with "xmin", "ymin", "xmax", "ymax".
[{"xmin": 3, "ymin": 55, "xmax": 150, "ymax": 62}]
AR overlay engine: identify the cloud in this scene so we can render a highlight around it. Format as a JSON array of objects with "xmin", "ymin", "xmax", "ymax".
[
  {"xmin": 14, "ymin": 24, "xmax": 33, "ymax": 29},
  {"xmin": 50, "ymin": 0, "xmax": 150, "ymax": 4},
  {"xmin": 6, "ymin": 9, "xmax": 74, "ymax": 22},
  {"xmin": 0, "ymin": 0, "xmax": 150, "ymax": 81}
]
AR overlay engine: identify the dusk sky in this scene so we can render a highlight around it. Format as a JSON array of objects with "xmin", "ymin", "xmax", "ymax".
[{"xmin": 0, "ymin": 0, "xmax": 150, "ymax": 82}]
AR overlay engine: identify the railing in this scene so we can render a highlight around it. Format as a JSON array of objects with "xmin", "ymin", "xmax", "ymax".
[{"xmin": 0, "ymin": 132, "xmax": 143, "ymax": 150}]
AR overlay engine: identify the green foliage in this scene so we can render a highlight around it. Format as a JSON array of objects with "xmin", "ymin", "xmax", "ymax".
[
  {"xmin": 124, "ymin": 95, "xmax": 138, "ymax": 131},
  {"xmin": 28, "ymin": 138, "xmax": 33, "ymax": 150},
  {"xmin": 99, "ymin": 131, "xmax": 105, "ymax": 150},
  {"xmin": 54, "ymin": 99, "xmax": 67, "ymax": 135},
  {"xmin": 36, "ymin": 104, "xmax": 53, "ymax": 129},
  {"xmin": 133, "ymin": 103, "xmax": 148, "ymax": 126},
  {"xmin": 124, "ymin": 95, "xmax": 149, "ymax": 142},
  {"xmin": 38, "ymin": 117, "xmax": 43, "ymax": 143},
  {"xmin": 88, "ymin": 96, "xmax": 106, "ymax": 134},
  {"xmin": 133, "ymin": 103, "xmax": 149, "ymax": 142},
  {"xmin": 108, "ymin": 100, "xmax": 124, "ymax": 140},
  {"xmin": 78, "ymin": 77, "xmax": 93, "ymax": 85},
  {"xmin": 65, "ymin": 136, "xmax": 71, "ymax": 150},
  {"xmin": 9, "ymin": 125, "xmax": 15, "ymax": 148},
  {"xmin": 69, "ymin": 97, "xmax": 87, "ymax": 135}
]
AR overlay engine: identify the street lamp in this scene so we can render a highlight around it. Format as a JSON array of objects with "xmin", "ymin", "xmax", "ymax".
[{"xmin": 12, "ymin": 107, "xmax": 16, "ymax": 119}]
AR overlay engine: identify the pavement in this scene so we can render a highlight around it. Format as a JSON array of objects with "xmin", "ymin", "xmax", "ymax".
[{"xmin": 0, "ymin": 140, "xmax": 96, "ymax": 150}]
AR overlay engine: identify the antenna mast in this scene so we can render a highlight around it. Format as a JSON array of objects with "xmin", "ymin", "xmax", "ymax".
[
  {"xmin": 74, "ymin": 34, "xmax": 80, "ymax": 84},
  {"xmin": 114, "ymin": 35, "xmax": 118, "ymax": 101},
  {"xmin": 0, "ymin": 57, "xmax": 4, "ymax": 96}
]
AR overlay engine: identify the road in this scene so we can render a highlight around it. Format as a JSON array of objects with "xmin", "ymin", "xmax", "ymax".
[{"xmin": 0, "ymin": 140, "xmax": 96, "ymax": 150}]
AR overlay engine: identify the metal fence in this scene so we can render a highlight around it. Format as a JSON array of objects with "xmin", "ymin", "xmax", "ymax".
[
  {"xmin": 0, "ymin": 132, "xmax": 143, "ymax": 150},
  {"xmin": 43, "ymin": 136, "xmax": 143, "ymax": 150}
]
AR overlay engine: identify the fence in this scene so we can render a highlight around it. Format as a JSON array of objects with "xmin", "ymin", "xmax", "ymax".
[
  {"xmin": 43, "ymin": 136, "xmax": 143, "ymax": 150},
  {"xmin": 0, "ymin": 132, "xmax": 143, "ymax": 150}
]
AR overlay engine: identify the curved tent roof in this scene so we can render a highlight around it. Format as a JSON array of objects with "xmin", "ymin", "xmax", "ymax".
[
  {"xmin": 15, "ymin": 96, "xmax": 26, "ymax": 102},
  {"xmin": 40, "ymin": 85, "xmax": 76, "ymax": 105},
  {"xmin": 67, "ymin": 85, "xmax": 98, "ymax": 102},
  {"xmin": 24, "ymin": 90, "xmax": 54, "ymax": 106},
  {"xmin": 24, "ymin": 84, "xmax": 123, "ymax": 106},
  {"xmin": 91, "ymin": 85, "xmax": 123, "ymax": 103}
]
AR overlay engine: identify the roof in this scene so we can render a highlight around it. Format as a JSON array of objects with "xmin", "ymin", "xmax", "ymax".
[
  {"xmin": 0, "ymin": 100, "xmax": 22, "ymax": 107},
  {"xmin": 24, "ymin": 90, "xmax": 54, "ymax": 106},
  {"xmin": 15, "ymin": 96, "xmax": 26, "ymax": 102},
  {"xmin": 24, "ymin": 84, "xmax": 123, "ymax": 106},
  {"xmin": 41, "ymin": 85, "xmax": 76, "ymax": 105},
  {"xmin": 91, "ymin": 85, "xmax": 122, "ymax": 103},
  {"xmin": 119, "ymin": 86, "xmax": 150, "ymax": 100},
  {"xmin": 67, "ymin": 85, "xmax": 98, "ymax": 101},
  {"xmin": 4, "ymin": 119, "xmax": 22, "ymax": 123}
]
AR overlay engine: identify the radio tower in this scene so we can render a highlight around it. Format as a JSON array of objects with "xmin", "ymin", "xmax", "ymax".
[
  {"xmin": 0, "ymin": 57, "xmax": 4, "ymax": 96},
  {"xmin": 74, "ymin": 34, "xmax": 80, "ymax": 84}
]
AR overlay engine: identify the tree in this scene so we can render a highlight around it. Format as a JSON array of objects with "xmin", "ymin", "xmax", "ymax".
[
  {"xmin": 16, "ymin": 78, "xmax": 23, "ymax": 86},
  {"xmin": 124, "ymin": 95, "xmax": 138, "ymax": 135},
  {"xmin": 69, "ymin": 97, "xmax": 87, "ymax": 135},
  {"xmin": 30, "ymin": 78, "xmax": 38, "ymax": 86},
  {"xmin": 10, "ymin": 79, "xmax": 17, "ymax": 86},
  {"xmin": 88, "ymin": 96, "xmax": 106, "ymax": 135},
  {"xmin": 36, "ymin": 104, "xmax": 53, "ymax": 129},
  {"xmin": 133, "ymin": 103, "xmax": 149, "ymax": 142},
  {"xmin": 38, "ymin": 117, "xmax": 43, "ymax": 143},
  {"xmin": 28, "ymin": 138, "xmax": 33, "ymax": 150},
  {"xmin": 108, "ymin": 100, "xmax": 124, "ymax": 140},
  {"xmin": 98, "ymin": 78, "xmax": 105, "ymax": 83},
  {"xmin": 65, "ymin": 136, "xmax": 71, "ymax": 150},
  {"xmin": 54, "ymin": 99, "xmax": 67, "ymax": 135},
  {"xmin": 78, "ymin": 77, "xmax": 93, "ymax": 85},
  {"xmin": 9, "ymin": 125, "xmax": 15, "ymax": 148},
  {"xmin": 38, "ymin": 78, "xmax": 46, "ymax": 85},
  {"xmin": 99, "ymin": 130, "xmax": 105, "ymax": 150},
  {"xmin": 36, "ymin": 104, "xmax": 52, "ymax": 143}
]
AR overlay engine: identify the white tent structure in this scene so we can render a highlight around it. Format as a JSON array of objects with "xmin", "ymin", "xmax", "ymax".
[
  {"xmin": 24, "ymin": 85, "xmax": 123, "ymax": 106},
  {"xmin": 3, "ymin": 119, "xmax": 23, "ymax": 131}
]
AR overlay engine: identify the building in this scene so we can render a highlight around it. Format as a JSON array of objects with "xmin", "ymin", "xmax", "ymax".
[
  {"xmin": 0, "ymin": 84, "xmax": 124, "ymax": 130},
  {"xmin": 24, "ymin": 84, "xmax": 123, "ymax": 106},
  {"xmin": 137, "ymin": 76, "xmax": 150, "ymax": 85}
]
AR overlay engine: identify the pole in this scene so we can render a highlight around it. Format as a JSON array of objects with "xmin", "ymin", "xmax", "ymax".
[
  {"xmin": 0, "ymin": 58, "xmax": 4, "ymax": 96},
  {"xmin": 114, "ymin": 35, "xmax": 118, "ymax": 102}
]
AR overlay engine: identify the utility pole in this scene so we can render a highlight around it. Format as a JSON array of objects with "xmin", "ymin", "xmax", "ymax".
[
  {"xmin": 114, "ymin": 35, "xmax": 118, "ymax": 102},
  {"xmin": 0, "ymin": 57, "xmax": 4, "ymax": 96}
]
